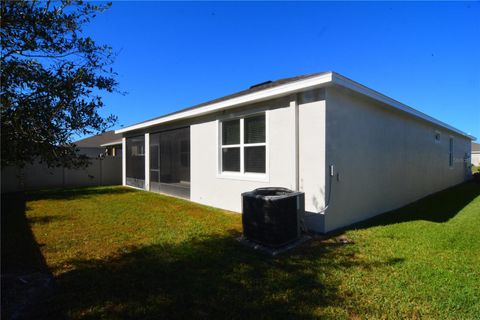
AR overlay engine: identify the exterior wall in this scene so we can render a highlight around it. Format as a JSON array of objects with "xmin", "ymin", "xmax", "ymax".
[
  {"xmin": 298, "ymin": 91, "xmax": 327, "ymax": 231},
  {"xmin": 1, "ymin": 157, "xmax": 122, "ymax": 193},
  {"xmin": 118, "ymin": 84, "xmax": 472, "ymax": 234},
  {"xmin": 324, "ymin": 86, "xmax": 472, "ymax": 232},
  {"xmin": 190, "ymin": 92, "xmax": 326, "ymax": 214},
  {"xmin": 190, "ymin": 98, "xmax": 294, "ymax": 211},
  {"xmin": 472, "ymin": 153, "xmax": 480, "ymax": 166}
]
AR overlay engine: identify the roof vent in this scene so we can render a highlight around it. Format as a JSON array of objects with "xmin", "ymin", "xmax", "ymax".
[{"xmin": 249, "ymin": 80, "xmax": 272, "ymax": 89}]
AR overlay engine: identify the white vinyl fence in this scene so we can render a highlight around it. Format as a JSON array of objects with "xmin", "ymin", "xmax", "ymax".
[{"xmin": 1, "ymin": 157, "xmax": 122, "ymax": 193}]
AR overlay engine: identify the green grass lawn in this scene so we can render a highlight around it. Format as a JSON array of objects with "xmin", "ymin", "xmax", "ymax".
[
  {"xmin": 473, "ymin": 165, "xmax": 480, "ymax": 174},
  {"xmin": 2, "ymin": 182, "xmax": 480, "ymax": 319}
]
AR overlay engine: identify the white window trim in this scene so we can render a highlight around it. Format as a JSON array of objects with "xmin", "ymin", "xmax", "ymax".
[{"xmin": 217, "ymin": 111, "xmax": 269, "ymax": 182}]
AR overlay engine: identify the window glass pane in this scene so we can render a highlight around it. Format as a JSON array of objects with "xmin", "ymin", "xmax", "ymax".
[
  {"xmin": 244, "ymin": 114, "xmax": 265, "ymax": 144},
  {"xmin": 222, "ymin": 147, "xmax": 240, "ymax": 172},
  {"xmin": 222, "ymin": 119, "xmax": 240, "ymax": 145},
  {"xmin": 244, "ymin": 146, "xmax": 266, "ymax": 173}
]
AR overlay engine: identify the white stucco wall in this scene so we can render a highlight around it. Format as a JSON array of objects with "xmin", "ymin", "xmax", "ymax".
[
  {"xmin": 121, "ymin": 84, "xmax": 472, "ymax": 234},
  {"xmin": 472, "ymin": 153, "xmax": 480, "ymax": 166},
  {"xmin": 323, "ymin": 86, "xmax": 472, "ymax": 232},
  {"xmin": 190, "ymin": 92, "xmax": 327, "ymax": 215},
  {"xmin": 298, "ymin": 92, "xmax": 327, "ymax": 231},
  {"xmin": 191, "ymin": 98, "xmax": 294, "ymax": 211}
]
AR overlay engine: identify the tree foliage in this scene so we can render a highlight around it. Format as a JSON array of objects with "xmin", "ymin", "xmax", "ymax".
[{"xmin": 1, "ymin": 0, "xmax": 118, "ymax": 168}]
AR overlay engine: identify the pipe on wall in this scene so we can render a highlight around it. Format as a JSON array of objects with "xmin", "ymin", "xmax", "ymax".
[
  {"xmin": 290, "ymin": 94, "xmax": 300, "ymax": 192},
  {"xmin": 122, "ymin": 137, "xmax": 126, "ymax": 186}
]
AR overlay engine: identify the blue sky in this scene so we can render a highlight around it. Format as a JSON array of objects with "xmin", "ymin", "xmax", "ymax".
[{"xmin": 84, "ymin": 1, "xmax": 480, "ymax": 139}]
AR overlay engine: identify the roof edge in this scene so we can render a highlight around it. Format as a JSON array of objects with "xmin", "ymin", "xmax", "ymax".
[
  {"xmin": 116, "ymin": 72, "xmax": 475, "ymax": 141},
  {"xmin": 100, "ymin": 140, "xmax": 122, "ymax": 147},
  {"xmin": 115, "ymin": 72, "xmax": 334, "ymax": 134},
  {"xmin": 330, "ymin": 73, "xmax": 476, "ymax": 140}
]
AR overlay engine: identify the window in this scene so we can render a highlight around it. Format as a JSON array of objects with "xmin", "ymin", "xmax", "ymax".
[
  {"xmin": 220, "ymin": 113, "xmax": 266, "ymax": 174},
  {"xmin": 449, "ymin": 137, "xmax": 454, "ymax": 167},
  {"xmin": 435, "ymin": 131, "xmax": 441, "ymax": 143}
]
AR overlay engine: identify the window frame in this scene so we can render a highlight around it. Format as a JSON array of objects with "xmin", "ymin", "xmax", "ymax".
[
  {"xmin": 217, "ymin": 111, "xmax": 269, "ymax": 182},
  {"xmin": 449, "ymin": 136, "xmax": 454, "ymax": 168},
  {"xmin": 434, "ymin": 130, "xmax": 441, "ymax": 144}
]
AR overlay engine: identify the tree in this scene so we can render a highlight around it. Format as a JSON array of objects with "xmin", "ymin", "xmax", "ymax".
[{"xmin": 1, "ymin": 0, "xmax": 118, "ymax": 168}]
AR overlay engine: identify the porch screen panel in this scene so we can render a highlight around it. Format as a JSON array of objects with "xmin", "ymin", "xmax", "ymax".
[
  {"xmin": 126, "ymin": 135, "xmax": 145, "ymax": 188},
  {"xmin": 159, "ymin": 127, "xmax": 190, "ymax": 184},
  {"xmin": 149, "ymin": 127, "xmax": 190, "ymax": 198},
  {"xmin": 149, "ymin": 132, "xmax": 161, "ymax": 191}
]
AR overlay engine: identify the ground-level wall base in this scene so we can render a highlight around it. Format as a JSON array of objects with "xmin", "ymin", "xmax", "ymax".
[{"xmin": 304, "ymin": 212, "xmax": 326, "ymax": 234}]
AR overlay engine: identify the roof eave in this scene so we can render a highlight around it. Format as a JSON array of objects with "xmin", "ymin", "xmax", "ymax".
[
  {"xmin": 116, "ymin": 72, "xmax": 475, "ymax": 141},
  {"xmin": 115, "ymin": 72, "xmax": 334, "ymax": 134},
  {"xmin": 100, "ymin": 140, "xmax": 123, "ymax": 147}
]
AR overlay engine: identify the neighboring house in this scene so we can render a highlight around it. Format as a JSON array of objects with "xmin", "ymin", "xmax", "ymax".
[
  {"xmin": 115, "ymin": 72, "xmax": 475, "ymax": 233},
  {"xmin": 472, "ymin": 143, "xmax": 480, "ymax": 166},
  {"xmin": 74, "ymin": 130, "xmax": 122, "ymax": 158}
]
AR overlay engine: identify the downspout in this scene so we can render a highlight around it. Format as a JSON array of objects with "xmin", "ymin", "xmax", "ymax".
[
  {"xmin": 122, "ymin": 137, "xmax": 126, "ymax": 186},
  {"xmin": 292, "ymin": 94, "xmax": 300, "ymax": 192},
  {"xmin": 292, "ymin": 94, "xmax": 307, "ymax": 233},
  {"xmin": 317, "ymin": 165, "xmax": 333, "ymax": 214},
  {"xmin": 319, "ymin": 87, "xmax": 334, "ymax": 215},
  {"xmin": 319, "ymin": 88, "xmax": 334, "ymax": 215},
  {"xmin": 145, "ymin": 133, "xmax": 150, "ymax": 191},
  {"xmin": 291, "ymin": 92, "xmax": 332, "ymax": 210}
]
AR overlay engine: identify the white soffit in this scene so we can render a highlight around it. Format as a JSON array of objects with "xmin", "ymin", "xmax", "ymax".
[
  {"xmin": 115, "ymin": 73, "xmax": 333, "ymax": 134},
  {"xmin": 116, "ymin": 72, "xmax": 475, "ymax": 140},
  {"xmin": 100, "ymin": 140, "xmax": 122, "ymax": 147}
]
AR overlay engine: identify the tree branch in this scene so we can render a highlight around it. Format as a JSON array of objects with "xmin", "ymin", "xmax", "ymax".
[{"xmin": 16, "ymin": 50, "xmax": 82, "ymax": 59}]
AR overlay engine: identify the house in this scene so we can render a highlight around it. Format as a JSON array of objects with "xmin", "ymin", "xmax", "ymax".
[
  {"xmin": 115, "ymin": 72, "xmax": 475, "ymax": 233},
  {"xmin": 74, "ymin": 130, "xmax": 122, "ymax": 158},
  {"xmin": 472, "ymin": 143, "xmax": 480, "ymax": 166}
]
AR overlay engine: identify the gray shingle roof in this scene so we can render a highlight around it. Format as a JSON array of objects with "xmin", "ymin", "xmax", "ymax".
[
  {"xmin": 74, "ymin": 130, "xmax": 121, "ymax": 148},
  {"xmin": 128, "ymin": 72, "xmax": 329, "ymax": 128},
  {"xmin": 472, "ymin": 142, "xmax": 480, "ymax": 153}
]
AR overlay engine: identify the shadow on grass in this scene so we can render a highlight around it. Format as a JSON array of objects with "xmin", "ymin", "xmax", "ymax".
[
  {"xmin": 1, "ymin": 187, "xmax": 130, "ymax": 319},
  {"xmin": 6, "ymin": 181, "xmax": 477, "ymax": 319},
  {"xmin": 27, "ymin": 215, "xmax": 66, "ymax": 225},
  {"xmin": 41, "ymin": 234, "xmax": 371, "ymax": 319},
  {"xmin": 1, "ymin": 193, "xmax": 53, "ymax": 320},
  {"xmin": 26, "ymin": 185, "xmax": 138, "ymax": 201},
  {"xmin": 1, "ymin": 190, "xmax": 364, "ymax": 319},
  {"xmin": 348, "ymin": 181, "xmax": 480, "ymax": 230},
  {"xmin": 1, "ymin": 193, "xmax": 49, "ymax": 274}
]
